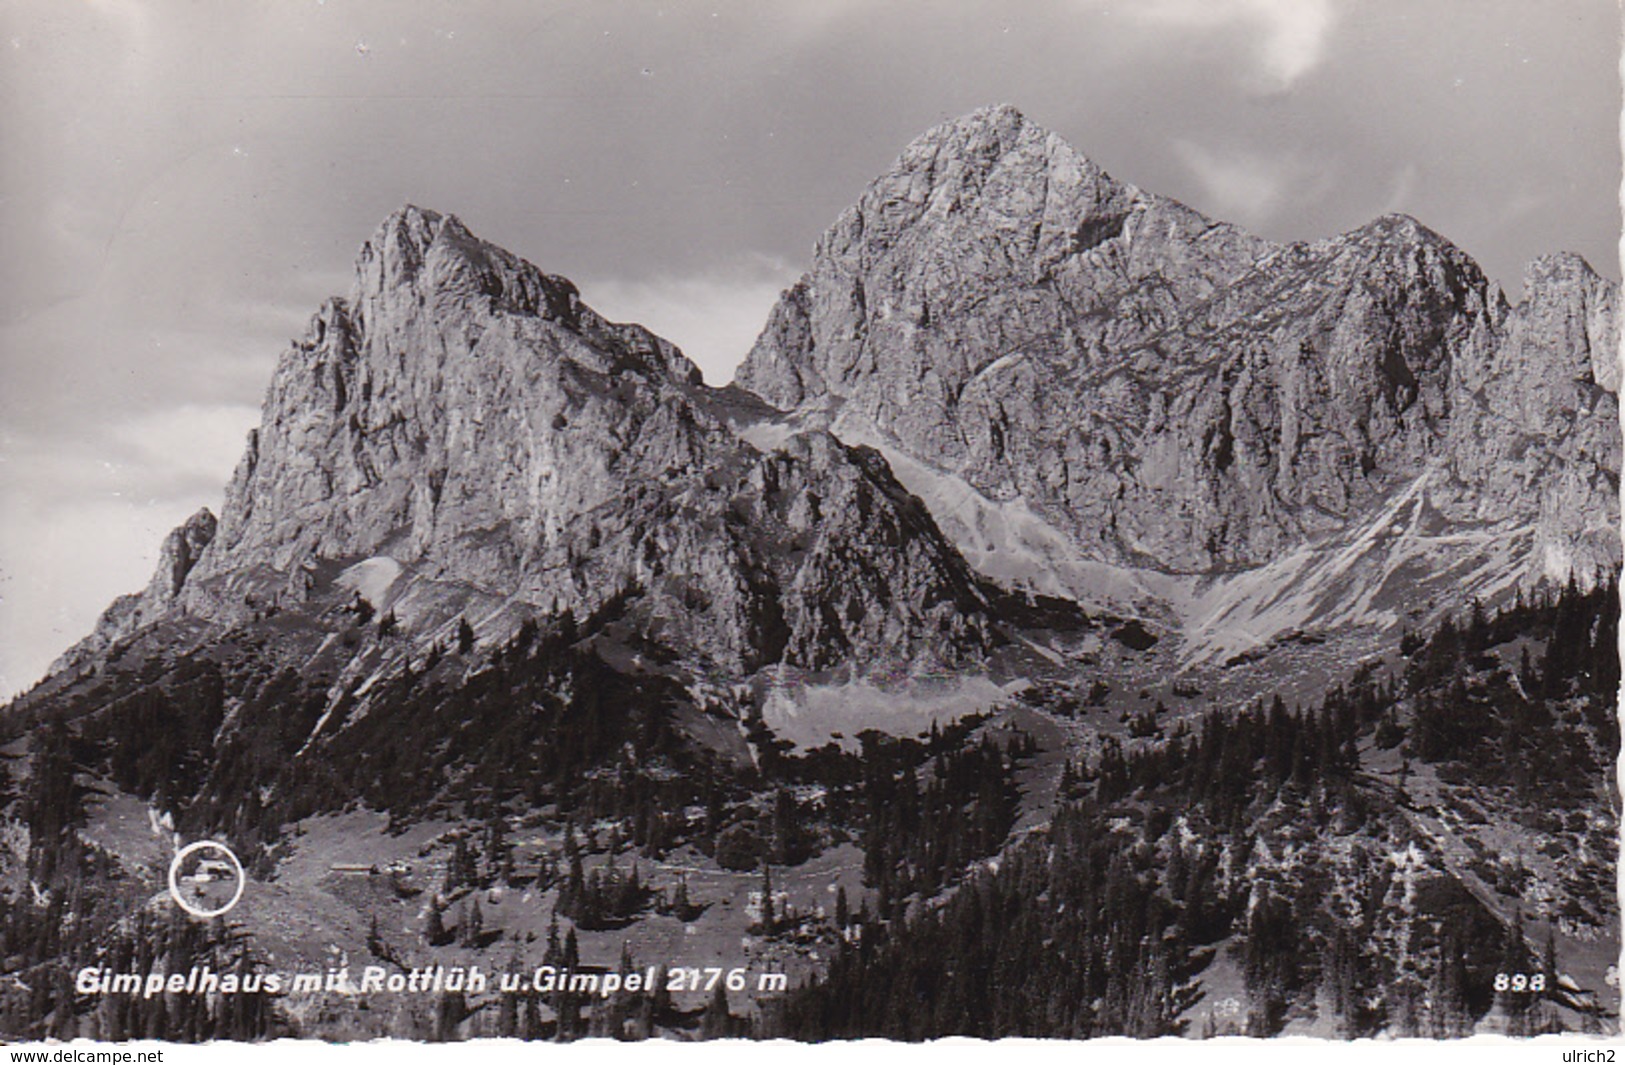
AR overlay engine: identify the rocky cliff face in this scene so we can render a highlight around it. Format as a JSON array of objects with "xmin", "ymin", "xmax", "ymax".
[
  {"xmin": 736, "ymin": 105, "xmax": 1619, "ymax": 586},
  {"xmin": 62, "ymin": 207, "xmax": 998, "ymax": 679},
  {"xmin": 1449, "ymin": 252, "xmax": 1620, "ymax": 584},
  {"xmin": 40, "ymin": 107, "xmax": 1619, "ymax": 697}
]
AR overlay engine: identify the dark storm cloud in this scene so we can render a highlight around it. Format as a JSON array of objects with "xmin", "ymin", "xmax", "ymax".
[{"xmin": 0, "ymin": 0, "xmax": 1618, "ymax": 694}]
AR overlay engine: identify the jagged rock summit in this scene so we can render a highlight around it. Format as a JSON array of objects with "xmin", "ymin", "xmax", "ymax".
[
  {"xmin": 56, "ymin": 205, "xmax": 1001, "ymax": 683},
  {"xmin": 736, "ymin": 105, "xmax": 1619, "ymax": 608},
  {"xmin": 39, "ymin": 106, "xmax": 1621, "ymax": 698}
]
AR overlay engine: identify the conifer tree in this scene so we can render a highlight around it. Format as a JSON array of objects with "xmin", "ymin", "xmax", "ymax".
[
  {"xmin": 760, "ymin": 866, "xmax": 775, "ymax": 934},
  {"xmin": 425, "ymin": 899, "xmax": 448, "ymax": 947},
  {"xmin": 701, "ymin": 983, "xmax": 731, "ymax": 1039}
]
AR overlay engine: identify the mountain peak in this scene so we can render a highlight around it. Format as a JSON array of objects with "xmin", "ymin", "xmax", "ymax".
[
  {"xmin": 957, "ymin": 102, "xmax": 1028, "ymax": 124},
  {"xmin": 1508, "ymin": 248, "xmax": 1621, "ymax": 394},
  {"xmin": 114, "ymin": 204, "xmax": 997, "ymax": 681},
  {"xmin": 360, "ymin": 203, "xmax": 449, "ymax": 278},
  {"xmin": 737, "ymin": 106, "xmax": 1260, "ymax": 419},
  {"xmin": 736, "ymin": 107, "xmax": 1615, "ymax": 585},
  {"xmin": 1524, "ymin": 249, "xmax": 1605, "ymax": 292},
  {"xmin": 350, "ymin": 204, "xmax": 588, "ymax": 335},
  {"xmin": 912, "ymin": 103, "xmax": 1035, "ymax": 143},
  {"xmin": 1339, "ymin": 211, "xmax": 1460, "ymax": 253},
  {"xmin": 376, "ymin": 201, "xmax": 445, "ymax": 235},
  {"xmin": 887, "ymin": 104, "xmax": 1110, "ymax": 196}
]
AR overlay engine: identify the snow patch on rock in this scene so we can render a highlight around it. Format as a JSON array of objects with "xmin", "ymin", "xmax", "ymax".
[
  {"xmin": 760, "ymin": 672, "xmax": 1020, "ymax": 751},
  {"xmin": 830, "ymin": 408, "xmax": 1187, "ymax": 621},
  {"xmin": 336, "ymin": 556, "xmax": 403, "ymax": 607}
]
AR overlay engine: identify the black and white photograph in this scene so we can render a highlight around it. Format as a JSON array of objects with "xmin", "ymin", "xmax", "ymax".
[{"xmin": 0, "ymin": 0, "xmax": 1619, "ymax": 1051}]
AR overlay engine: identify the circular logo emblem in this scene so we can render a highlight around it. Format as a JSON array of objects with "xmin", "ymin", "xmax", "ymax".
[{"xmin": 167, "ymin": 840, "xmax": 245, "ymax": 918}]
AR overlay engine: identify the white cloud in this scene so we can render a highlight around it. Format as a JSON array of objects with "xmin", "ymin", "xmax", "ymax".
[
  {"xmin": 0, "ymin": 492, "xmax": 197, "ymax": 699},
  {"xmin": 1382, "ymin": 162, "xmax": 1420, "ymax": 216},
  {"xmin": 1171, "ymin": 139, "xmax": 1314, "ymax": 227},
  {"xmin": 107, "ymin": 403, "xmax": 262, "ymax": 493},
  {"xmin": 0, "ymin": 402, "xmax": 257, "ymax": 698},
  {"xmin": 580, "ymin": 259, "xmax": 799, "ymax": 387},
  {"xmin": 1127, "ymin": 0, "xmax": 1338, "ymax": 92},
  {"xmin": 1500, "ymin": 189, "xmax": 1546, "ymax": 224}
]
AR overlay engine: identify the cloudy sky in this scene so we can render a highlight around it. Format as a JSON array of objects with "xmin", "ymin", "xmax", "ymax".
[{"xmin": 0, "ymin": 0, "xmax": 1619, "ymax": 697}]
